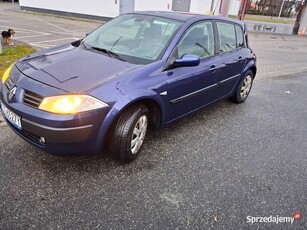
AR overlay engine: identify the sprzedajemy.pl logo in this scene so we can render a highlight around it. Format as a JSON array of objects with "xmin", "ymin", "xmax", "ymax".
[{"xmin": 247, "ymin": 212, "xmax": 301, "ymax": 224}]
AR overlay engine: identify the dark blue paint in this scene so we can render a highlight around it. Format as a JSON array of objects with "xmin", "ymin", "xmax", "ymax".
[
  {"xmin": 174, "ymin": 54, "xmax": 200, "ymax": 67},
  {"xmin": 0, "ymin": 12, "xmax": 256, "ymax": 155}
]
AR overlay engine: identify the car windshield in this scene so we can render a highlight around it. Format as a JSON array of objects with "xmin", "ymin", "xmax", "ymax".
[{"xmin": 82, "ymin": 14, "xmax": 183, "ymax": 64}]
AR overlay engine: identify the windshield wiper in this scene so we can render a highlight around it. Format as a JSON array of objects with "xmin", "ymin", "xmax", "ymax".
[
  {"xmin": 196, "ymin": 43, "xmax": 210, "ymax": 56},
  {"xmin": 91, "ymin": 46, "xmax": 126, "ymax": 61}
]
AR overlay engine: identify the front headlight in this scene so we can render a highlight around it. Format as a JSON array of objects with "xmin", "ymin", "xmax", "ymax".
[
  {"xmin": 39, "ymin": 95, "xmax": 108, "ymax": 114},
  {"xmin": 2, "ymin": 63, "xmax": 14, "ymax": 83}
]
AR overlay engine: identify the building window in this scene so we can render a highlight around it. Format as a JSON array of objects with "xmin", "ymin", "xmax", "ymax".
[{"xmin": 172, "ymin": 0, "xmax": 191, "ymax": 12}]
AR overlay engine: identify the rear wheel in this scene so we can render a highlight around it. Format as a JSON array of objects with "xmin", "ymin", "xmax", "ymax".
[
  {"xmin": 230, "ymin": 70, "xmax": 254, "ymax": 103},
  {"xmin": 110, "ymin": 104, "xmax": 149, "ymax": 162}
]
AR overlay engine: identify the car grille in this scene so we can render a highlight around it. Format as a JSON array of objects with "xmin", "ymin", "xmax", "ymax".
[
  {"xmin": 23, "ymin": 90, "xmax": 44, "ymax": 108},
  {"xmin": 4, "ymin": 77, "xmax": 15, "ymax": 91}
]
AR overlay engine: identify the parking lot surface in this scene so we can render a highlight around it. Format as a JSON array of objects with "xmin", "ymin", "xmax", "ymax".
[
  {"xmin": 1, "ymin": 71, "xmax": 306, "ymax": 229},
  {"xmin": 1, "ymin": 4, "xmax": 307, "ymax": 229},
  {"xmin": 0, "ymin": 4, "xmax": 100, "ymax": 49}
]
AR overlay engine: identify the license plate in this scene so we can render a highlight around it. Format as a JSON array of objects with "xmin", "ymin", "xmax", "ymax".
[{"xmin": 1, "ymin": 104, "xmax": 22, "ymax": 130}]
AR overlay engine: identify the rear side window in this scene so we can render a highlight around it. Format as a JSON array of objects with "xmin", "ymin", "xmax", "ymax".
[
  {"xmin": 216, "ymin": 22, "xmax": 237, "ymax": 53},
  {"xmin": 235, "ymin": 25, "xmax": 244, "ymax": 48}
]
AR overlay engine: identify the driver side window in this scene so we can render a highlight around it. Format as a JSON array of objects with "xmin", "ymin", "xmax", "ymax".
[{"xmin": 178, "ymin": 21, "xmax": 214, "ymax": 59}]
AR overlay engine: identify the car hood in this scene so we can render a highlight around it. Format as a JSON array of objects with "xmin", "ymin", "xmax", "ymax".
[{"xmin": 16, "ymin": 44, "xmax": 140, "ymax": 93}]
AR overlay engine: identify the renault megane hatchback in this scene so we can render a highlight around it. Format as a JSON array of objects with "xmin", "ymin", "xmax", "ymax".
[{"xmin": 0, "ymin": 12, "xmax": 256, "ymax": 162}]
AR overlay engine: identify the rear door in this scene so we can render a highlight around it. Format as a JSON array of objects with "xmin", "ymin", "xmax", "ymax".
[{"xmin": 216, "ymin": 21, "xmax": 247, "ymax": 96}]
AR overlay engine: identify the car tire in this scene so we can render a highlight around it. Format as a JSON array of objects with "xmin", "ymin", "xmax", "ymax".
[
  {"xmin": 110, "ymin": 104, "xmax": 149, "ymax": 162},
  {"xmin": 230, "ymin": 70, "xmax": 254, "ymax": 104}
]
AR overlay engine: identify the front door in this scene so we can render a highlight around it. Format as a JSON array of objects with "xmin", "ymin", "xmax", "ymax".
[
  {"xmin": 120, "ymin": 0, "xmax": 135, "ymax": 14},
  {"xmin": 163, "ymin": 21, "xmax": 220, "ymax": 122}
]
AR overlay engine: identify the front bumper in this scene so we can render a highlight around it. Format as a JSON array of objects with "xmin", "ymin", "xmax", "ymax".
[
  {"xmin": 22, "ymin": 118, "xmax": 92, "ymax": 144},
  {"xmin": 0, "ymin": 99, "xmax": 110, "ymax": 155}
]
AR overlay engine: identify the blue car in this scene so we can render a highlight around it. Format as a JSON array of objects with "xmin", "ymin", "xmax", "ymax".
[{"xmin": 0, "ymin": 12, "xmax": 256, "ymax": 162}]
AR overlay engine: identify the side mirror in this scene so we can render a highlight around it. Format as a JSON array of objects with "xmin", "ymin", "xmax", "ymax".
[{"xmin": 174, "ymin": 54, "xmax": 200, "ymax": 67}]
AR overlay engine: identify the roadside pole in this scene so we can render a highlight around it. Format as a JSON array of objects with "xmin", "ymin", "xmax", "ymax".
[
  {"xmin": 219, "ymin": 0, "xmax": 231, "ymax": 17},
  {"xmin": 293, "ymin": 3, "xmax": 306, "ymax": 34},
  {"xmin": 238, "ymin": 0, "xmax": 248, "ymax": 20},
  {"xmin": 278, "ymin": 0, "xmax": 286, "ymax": 19}
]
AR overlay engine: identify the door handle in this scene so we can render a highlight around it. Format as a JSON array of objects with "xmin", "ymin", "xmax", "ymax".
[
  {"xmin": 209, "ymin": 65, "xmax": 218, "ymax": 72},
  {"xmin": 238, "ymin": 56, "xmax": 245, "ymax": 62}
]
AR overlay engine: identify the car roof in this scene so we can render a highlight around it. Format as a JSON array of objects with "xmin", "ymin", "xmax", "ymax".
[{"xmin": 132, "ymin": 11, "xmax": 245, "ymax": 27}]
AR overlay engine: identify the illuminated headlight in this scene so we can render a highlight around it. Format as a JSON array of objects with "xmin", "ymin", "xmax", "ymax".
[
  {"xmin": 39, "ymin": 95, "xmax": 108, "ymax": 114},
  {"xmin": 2, "ymin": 63, "xmax": 14, "ymax": 83}
]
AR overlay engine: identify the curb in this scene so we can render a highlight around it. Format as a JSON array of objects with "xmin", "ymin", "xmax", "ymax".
[{"xmin": 256, "ymin": 67, "xmax": 307, "ymax": 80}]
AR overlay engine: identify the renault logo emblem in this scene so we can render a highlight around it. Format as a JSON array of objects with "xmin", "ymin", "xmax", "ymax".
[{"xmin": 8, "ymin": 86, "xmax": 17, "ymax": 101}]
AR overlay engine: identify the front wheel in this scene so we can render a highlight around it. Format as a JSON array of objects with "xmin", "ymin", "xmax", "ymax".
[
  {"xmin": 230, "ymin": 70, "xmax": 254, "ymax": 103},
  {"xmin": 110, "ymin": 104, "xmax": 149, "ymax": 163}
]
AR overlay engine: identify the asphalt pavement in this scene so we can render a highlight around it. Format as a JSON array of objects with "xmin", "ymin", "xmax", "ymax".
[
  {"xmin": 0, "ymin": 3, "xmax": 307, "ymax": 229},
  {"xmin": 1, "ymin": 72, "xmax": 306, "ymax": 229}
]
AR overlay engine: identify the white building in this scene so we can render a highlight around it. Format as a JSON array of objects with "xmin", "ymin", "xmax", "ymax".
[{"xmin": 19, "ymin": 0, "xmax": 241, "ymax": 19}]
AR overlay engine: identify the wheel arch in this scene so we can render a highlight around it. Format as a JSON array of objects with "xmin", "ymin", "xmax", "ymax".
[
  {"xmin": 114, "ymin": 97, "xmax": 164, "ymax": 131},
  {"xmin": 243, "ymin": 60, "xmax": 257, "ymax": 79},
  {"xmin": 230, "ymin": 63, "xmax": 256, "ymax": 98},
  {"xmin": 249, "ymin": 65, "xmax": 257, "ymax": 79},
  {"xmin": 95, "ymin": 92, "xmax": 165, "ymax": 153}
]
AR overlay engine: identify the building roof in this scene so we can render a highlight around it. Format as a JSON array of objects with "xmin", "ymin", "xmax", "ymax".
[{"xmin": 132, "ymin": 11, "xmax": 245, "ymax": 26}]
